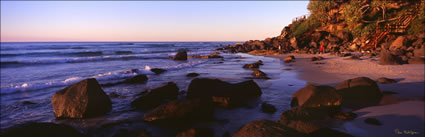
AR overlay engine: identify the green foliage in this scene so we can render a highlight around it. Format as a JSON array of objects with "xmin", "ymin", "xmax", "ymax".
[
  {"xmin": 350, "ymin": 23, "xmax": 376, "ymax": 38},
  {"xmin": 307, "ymin": 0, "xmax": 338, "ymax": 25},
  {"xmin": 408, "ymin": 14, "xmax": 425, "ymax": 35},
  {"xmin": 288, "ymin": 15, "xmax": 322, "ymax": 38},
  {"xmin": 342, "ymin": 0, "xmax": 363, "ymax": 25}
]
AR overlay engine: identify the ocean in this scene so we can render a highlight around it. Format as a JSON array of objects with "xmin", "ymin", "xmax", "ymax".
[{"xmin": 0, "ymin": 42, "xmax": 306, "ymax": 136}]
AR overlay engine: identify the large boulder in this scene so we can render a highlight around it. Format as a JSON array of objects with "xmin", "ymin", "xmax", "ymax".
[
  {"xmin": 131, "ymin": 82, "xmax": 179, "ymax": 109},
  {"xmin": 336, "ymin": 77, "xmax": 382, "ymax": 109},
  {"xmin": 408, "ymin": 57, "xmax": 425, "ymax": 64},
  {"xmin": 290, "ymin": 85, "xmax": 341, "ymax": 108},
  {"xmin": 174, "ymin": 51, "xmax": 188, "ymax": 60},
  {"xmin": 413, "ymin": 45, "xmax": 424, "ymax": 57},
  {"xmin": 176, "ymin": 128, "xmax": 214, "ymax": 137},
  {"xmin": 51, "ymin": 78, "xmax": 112, "ymax": 118},
  {"xmin": 187, "ymin": 78, "xmax": 262, "ymax": 107},
  {"xmin": 279, "ymin": 107, "xmax": 335, "ymax": 134},
  {"xmin": 1, "ymin": 122, "xmax": 90, "ymax": 137},
  {"xmin": 379, "ymin": 49, "xmax": 403, "ymax": 65},
  {"xmin": 143, "ymin": 99, "xmax": 214, "ymax": 122},
  {"xmin": 233, "ymin": 120, "xmax": 306, "ymax": 137},
  {"xmin": 389, "ymin": 36, "xmax": 406, "ymax": 51}
]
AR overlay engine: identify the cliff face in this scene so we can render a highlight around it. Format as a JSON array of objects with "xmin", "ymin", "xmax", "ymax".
[{"xmin": 225, "ymin": 0, "xmax": 424, "ymax": 64}]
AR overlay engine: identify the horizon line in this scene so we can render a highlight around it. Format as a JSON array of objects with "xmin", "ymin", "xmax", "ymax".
[{"xmin": 0, "ymin": 40, "xmax": 245, "ymax": 43}]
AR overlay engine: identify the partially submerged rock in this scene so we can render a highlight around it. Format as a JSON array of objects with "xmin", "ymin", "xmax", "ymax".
[
  {"xmin": 131, "ymin": 82, "xmax": 179, "ymax": 109},
  {"xmin": 284, "ymin": 55, "xmax": 295, "ymax": 63},
  {"xmin": 187, "ymin": 78, "xmax": 262, "ymax": 107},
  {"xmin": 336, "ymin": 77, "xmax": 382, "ymax": 109},
  {"xmin": 1, "ymin": 122, "xmax": 90, "ymax": 137},
  {"xmin": 51, "ymin": 78, "xmax": 112, "ymax": 118},
  {"xmin": 151, "ymin": 68, "xmax": 167, "ymax": 75},
  {"xmin": 242, "ymin": 60, "xmax": 263, "ymax": 69},
  {"xmin": 233, "ymin": 120, "xmax": 306, "ymax": 137},
  {"xmin": 123, "ymin": 74, "xmax": 148, "ymax": 84},
  {"xmin": 290, "ymin": 85, "xmax": 341, "ymax": 108},
  {"xmin": 310, "ymin": 56, "xmax": 324, "ymax": 61},
  {"xmin": 186, "ymin": 73, "xmax": 200, "ymax": 77},
  {"xmin": 364, "ymin": 118, "xmax": 382, "ymax": 126},
  {"xmin": 174, "ymin": 51, "xmax": 188, "ymax": 60},
  {"xmin": 375, "ymin": 77, "xmax": 397, "ymax": 84},
  {"xmin": 251, "ymin": 69, "xmax": 268, "ymax": 78},
  {"xmin": 261, "ymin": 103, "xmax": 277, "ymax": 113},
  {"xmin": 143, "ymin": 99, "xmax": 214, "ymax": 122},
  {"xmin": 279, "ymin": 107, "xmax": 335, "ymax": 133}
]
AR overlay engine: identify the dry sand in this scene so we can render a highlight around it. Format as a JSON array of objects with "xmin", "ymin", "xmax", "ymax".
[{"xmin": 270, "ymin": 53, "xmax": 425, "ymax": 137}]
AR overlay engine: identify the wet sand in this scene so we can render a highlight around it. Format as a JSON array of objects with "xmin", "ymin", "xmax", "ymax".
[{"xmin": 271, "ymin": 53, "xmax": 425, "ymax": 137}]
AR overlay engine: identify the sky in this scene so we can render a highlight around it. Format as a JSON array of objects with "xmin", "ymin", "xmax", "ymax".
[{"xmin": 1, "ymin": 1, "xmax": 310, "ymax": 42}]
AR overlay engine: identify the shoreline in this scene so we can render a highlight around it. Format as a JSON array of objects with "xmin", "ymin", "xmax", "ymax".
[{"xmin": 269, "ymin": 53, "xmax": 424, "ymax": 137}]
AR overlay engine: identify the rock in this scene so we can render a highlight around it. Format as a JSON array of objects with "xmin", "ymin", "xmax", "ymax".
[
  {"xmin": 408, "ymin": 57, "xmax": 425, "ymax": 64},
  {"xmin": 310, "ymin": 56, "xmax": 324, "ymax": 62},
  {"xmin": 290, "ymin": 85, "xmax": 341, "ymax": 108},
  {"xmin": 261, "ymin": 103, "xmax": 276, "ymax": 113},
  {"xmin": 151, "ymin": 68, "xmax": 167, "ymax": 75},
  {"xmin": 389, "ymin": 36, "xmax": 406, "ymax": 51},
  {"xmin": 242, "ymin": 61, "xmax": 262, "ymax": 69},
  {"xmin": 336, "ymin": 77, "xmax": 382, "ymax": 109},
  {"xmin": 124, "ymin": 75, "xmax": 148, "ymax": 84},
  {"xmin": 143, "ymin": 99, "xmax": 214, "ymax": 122},
  {"xmin": 308, "ymin": 128, "xmax": 354, "ymax": 137},
  {"xmin": 51, "ymin": 78, "xmax": 112, "ymax": 118},
  {"xmin": 331, "ymin": 112, "xmax": 357, "ymax": 120},
  {"xmin": 174, "ymin": 51, "xmax": 188, "ymax": 60},
  {"xmin": 207, "ymin": 52, "xmax": 224, "ymax": 58},
  {"xmin": 186, "ymin": 73, "xmax": 200, "ymax": 77},
  {"xmin": 279, "ymin": 107, "xmax": 333, "ymax": 133},
  {"xmin": 131, "ymin": 82, "xmax": 179, "ymax": 109},
  {"xmin": 380, "ymin": 49, "xmax": 403, "ymax": 65},
  {"xmin": 233, "ymin": 120, "xmax": 306, "ymax": 137},
  {"xmin": 336, "ymin": 31, "xmax": 352, "ymax": 42},
  {"xmin": 284, "ymin": 55, "xmax": 295, "ymax": 63},
  {"xmin": 109, "ymin": 92, "xmax": 121, "ymax": 98},
  {"xmin": 1, "ymin": 122, "xmax": 90, "ymax": 137},
  {"xmin": 251, "ymin": 70, "xmax": 267, "ymax": 77},
  {"xmin": 364, "ymin": 118, "xmax": 382, "ymax": 126},
  {"xmin": 413, "ymin": 46, "xmax": 424, "ymax": 57},
  {"xmin": 22, "ymin": 101, "xmax": 36, "ymax": 105},
  {"xmin": 176, "ymin": 128, "xmax": 214, "ymax": 137},
  {"xmin": 375, "ymin": 77, "xmax": 397, "ymax": 84},
  {"xmin": 187, "ymin": 78, "xmax": 262, "ymax": 107}
]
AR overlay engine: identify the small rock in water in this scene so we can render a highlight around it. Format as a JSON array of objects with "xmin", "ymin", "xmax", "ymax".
[
  {"xmin": 109, "ymin": 92, "xmax": 120, "ymax": 98},
  {"xmin": 364, "ymin": 118, "xmax": 382, "ymax": 126},
  {"xmin": 186, "ymin": 73, "xmax": 200, "ymax": 77},
  {"xmin": 261, "ymin": 103, "xmax": 276, "ymax": 113},
  {"xmin": 124, "ymin": 74, "xmax": 148, "ymax": 84},
  {"xmin": 22, "ymin": 101, "xmax": 36, "ymax": 105},
  {"xmin": 332, "ymin": 112, "xmax": 357, "ymax": 120},
  {"xmin": 251, "ymin": 69, "xmax": 267, "ymax": 77},
  {"xmin": 151, "ymin": 68, "xmax": 167, "ymax": 75},
  {"xmin": 174, "ymin": 51, "xmax": 188, "ymax": 60},
  {"xmin": 284, "ymin": 55, "xmax": 295, "ymax": 63},
  {"xmin": 375, "ymin": 77, "xmax": 397, "ymax": 84}
]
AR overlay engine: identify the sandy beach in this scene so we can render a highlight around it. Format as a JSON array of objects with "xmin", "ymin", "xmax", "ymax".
[{"xmin": 271, "ymin": 53, "xmax": 425, "ymax": 137}]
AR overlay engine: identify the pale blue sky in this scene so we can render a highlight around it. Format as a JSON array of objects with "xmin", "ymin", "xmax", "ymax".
[{"xmin": 1, "ymin": 1, "xmax": 310, "ymax": 42}]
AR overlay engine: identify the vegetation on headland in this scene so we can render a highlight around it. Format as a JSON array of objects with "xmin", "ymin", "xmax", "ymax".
[{"xmin": 225, "ymin": 0, "xmax": 424, "ymax": 64}]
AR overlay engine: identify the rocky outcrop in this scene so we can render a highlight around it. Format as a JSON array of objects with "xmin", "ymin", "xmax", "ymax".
[
  {"xmin": 1, "ymin": 122, "xmax": 90, "ymax": 137},
  {"xmin": 143, "ymin": 99, "xmax": 214, "ymax": 122},
  {"xmin": 187, "ymin": 78, "xmax": 262, "ymax": 107},
  {"xmin": 290, "ymin": 85, "xmax": 341, "ymax": 108},
  {"xmin": 151, "ymin": 68, "xmax": 167, "ymax": 75},
  {"xmin": 174, "ymin": 51, "xmax": 188, "ymax": 60},
  {"xmin": 131, "ymin": 82, "xmax": 179, "ymax": 109},
  {"xmin": 232, "ymin": 120, "xmax": 306, "ymax": 137},
  {"xmin": 51, "ymin": 78, "xmax": 112, "ymax": 118},
  {"xmin": 175, "ymin": 128, "xmax": 214, "ymax": 137},
  {"xmin": 336, "ymin": 77, "xmax": 382, "ymax": 109}
]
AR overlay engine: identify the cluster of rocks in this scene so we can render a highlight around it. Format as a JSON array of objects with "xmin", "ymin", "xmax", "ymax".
[
  {"xmin": 242, "ymin": 60, "xmax": 269, "ymax": 79},
  {"xmin": 232, "ymin": 76, "xmax": 389, "ymax": 137}
]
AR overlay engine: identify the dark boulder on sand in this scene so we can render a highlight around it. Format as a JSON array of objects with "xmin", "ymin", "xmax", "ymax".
[
  {"xmin": 176, "ymin": 128, "xmax": 214, "ymax": 137},
  {"xmin": 290, "ymin": 85, "xmax": 341, "ymax": 108},
  {"xmin": 186, "ymin": 73, "xmax": 200, "ymax": 77},
  {"xmin": 131, "ymin": 82, "xmax": 179, "ymax": 109},
  {"xmin": 375, "ymin": 77, "xmax": 397, "ymax": 84},
  {"xmin": 124, "ymin": 74, "xmax": 148, "ymax": 84},
  {"xmin": 336, "ymin": 77, "xmax": 382, "ymax": 109},
  {"xmin": 310, "ymin": 56, "xmax": 324, "ymax": 62},
  {"xmin": 151, "ymin": 68, "xmax": 167, "ymax": 75},
  {"xmin": 1, "ymin": 122, "xmax": 90, "ymax": 137},
  {"xmin": 174, "ymin": 51, "xmax": 188, "ymax": 60},
  {"xmin": 261, "ymin": 103, "xmax": 276, "ymax": 113},
  {"xmin": 279, "ymin": 107, "xmax": 336, "ymax": 134},
  {"xmin": 232, "ymin": 120, "xmax": 306, "ymax": 137},
  {"xmin": 187, "ymin": 78, "xmax": 262, "ymax": 107},
  {"xmin": 51, "ymin": 78, "xmax": 112, "ymax": 118},
  {"xmin": 379, "ymin": 49, "xmax": 403, "ymax": 65},
  {"xmin": 143, "ymin": 99, "xmax": 214, "ymax": 122}
]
